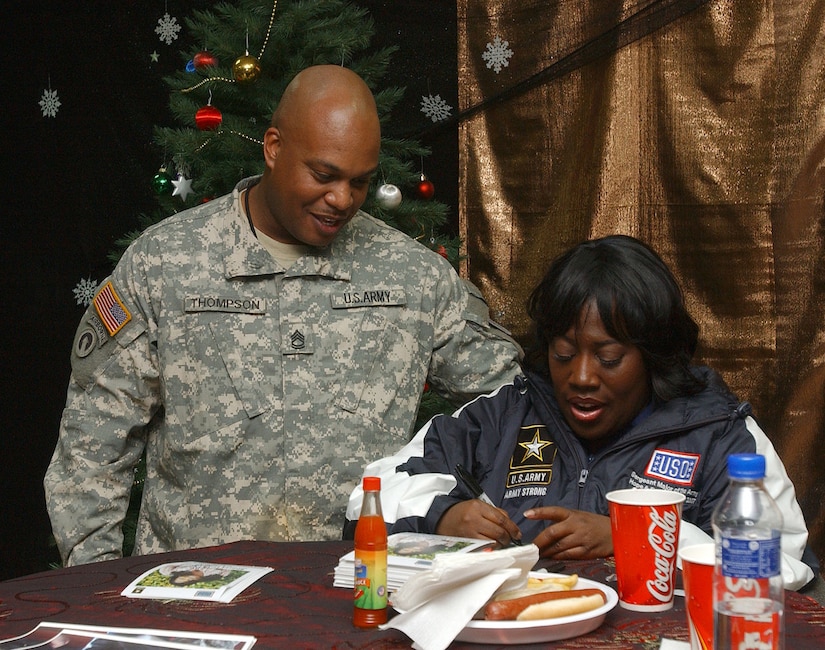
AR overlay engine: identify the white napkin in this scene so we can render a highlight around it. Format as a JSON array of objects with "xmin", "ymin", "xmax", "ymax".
[
  {"xmin": 381, "ymin": 544, "xmax": 540, "ymax": 650},
  {"xmin": 659, "ymin": 640, "xmax": 690, "ymax": 650}
]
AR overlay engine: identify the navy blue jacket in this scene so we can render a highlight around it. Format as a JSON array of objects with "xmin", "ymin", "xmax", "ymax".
[
  {"xmin": 397, "ymin": 368, "xmax": 759, "ymax": 538},
  {"xmin": 345, "ymin": 367, "xmax": 816, "ymax": 587}
]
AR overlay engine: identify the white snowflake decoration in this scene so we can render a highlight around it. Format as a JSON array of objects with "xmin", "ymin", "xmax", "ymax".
[
  {"xmin": 482, "ymin": 35, "xmax": 514, "ymax": 74},
  {"xmin": 39, "ymin": 88, "xmax": 61, "ymax": 118},
  {"xmin": 72, "ymin": 277, "xmax": 99, "ymax": 307},
  {"xmin": 420, "ymin": 94, "xmax": 453, "ymax": 122},
  {"xmin": 155, "ymin": 12, "xmax": 181, "ymax": 45}
]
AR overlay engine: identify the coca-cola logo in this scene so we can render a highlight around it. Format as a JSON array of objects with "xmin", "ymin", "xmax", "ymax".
[
  {"xmin": 645, "ymin": 507, "xmax": 678, "ymax": 602},
  {"xmin": 723, "ymin": 576, "xmax": 764, "ymax": 599}
]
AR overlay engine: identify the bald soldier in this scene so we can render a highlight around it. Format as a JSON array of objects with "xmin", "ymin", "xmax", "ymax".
[{"xmin": 45, "ymin": 65, "xmax": 522, "ymax": 566}]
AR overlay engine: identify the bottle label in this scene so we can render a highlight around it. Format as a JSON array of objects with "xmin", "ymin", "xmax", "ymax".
[
  {"xmin": 354, "ymin": 549, "xmax": 388, "ymax": 610},
  {"xmin": 714, "ymin": 596, "xmax": 782, "ymax": 650},
  {"xmin": 720, "ymin": 536, "xmax": 781, "ymax": 579}
]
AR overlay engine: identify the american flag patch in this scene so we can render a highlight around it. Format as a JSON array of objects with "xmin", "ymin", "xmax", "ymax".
[{"xmin": 93, "ymin": 281, "xmax": 131, "ymax": 336}]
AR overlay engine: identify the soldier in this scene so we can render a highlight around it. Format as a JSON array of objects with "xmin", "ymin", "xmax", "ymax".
[{"xmin": 45, "ymin": 65, "xmax": 522, "ymax": 566}]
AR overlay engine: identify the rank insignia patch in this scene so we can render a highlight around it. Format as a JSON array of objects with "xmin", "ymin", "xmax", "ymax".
[{"xmin": 93, "ymin": 281, "xmax": 132, "ymax": 336}]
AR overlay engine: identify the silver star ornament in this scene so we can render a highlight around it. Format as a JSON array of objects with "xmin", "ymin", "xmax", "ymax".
[{"xmin": 172, "ymin": 174, "xmax": 194, "ymax": 201}]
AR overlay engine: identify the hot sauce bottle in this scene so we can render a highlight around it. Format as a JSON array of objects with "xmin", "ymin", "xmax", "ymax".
[{"xmin": 353, "ymin": 476, "xmax": 388, "ymax": 627}]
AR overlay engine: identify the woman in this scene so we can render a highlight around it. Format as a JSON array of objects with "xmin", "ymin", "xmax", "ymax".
[{"xmin": 346, "ymin": 235, "xmax": 816, "ymax": 589}]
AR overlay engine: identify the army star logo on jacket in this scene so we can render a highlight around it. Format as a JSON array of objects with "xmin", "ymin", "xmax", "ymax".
[{"xmin": 506, "ymin": 425, "xmax": 556, "ymax": 493}]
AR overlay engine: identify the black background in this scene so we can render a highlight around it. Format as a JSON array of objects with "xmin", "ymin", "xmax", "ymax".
[{"xmin": 0, "ymin": 1, "xmax": 458, "ymax": 579}]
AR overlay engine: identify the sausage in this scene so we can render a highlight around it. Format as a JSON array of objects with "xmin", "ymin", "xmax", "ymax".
[{"xmin": 484, "ymin": 587, "xmax": 606, "ymax": 621}]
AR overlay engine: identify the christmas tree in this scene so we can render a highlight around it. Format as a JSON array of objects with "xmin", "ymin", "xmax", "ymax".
[
  {"xmin": 118, "ymin": 0, "xmax": 459, "ymax": 266},
  {"xmin": 118, "ymin": 1, "xmax": 460, "ymax": 554},
  {"xmin": 118, "ymin": 0, "xmax": 461, "ymax": 425},
  {"xmin": 123, "ymin": 0, "xmax": 459, "ymax": 426}
]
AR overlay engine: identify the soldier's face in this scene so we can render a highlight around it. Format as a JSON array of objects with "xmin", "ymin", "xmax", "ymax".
[{"xmin": 260, "ymin": 111, "xmax": 379, "ymax": 247}]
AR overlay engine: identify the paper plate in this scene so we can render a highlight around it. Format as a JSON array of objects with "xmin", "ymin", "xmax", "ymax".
[{"xmin": 455, "ymin": 572, "xmax": 618, "ymax": 645}]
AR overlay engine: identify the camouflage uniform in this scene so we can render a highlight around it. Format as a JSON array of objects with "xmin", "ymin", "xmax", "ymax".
[{"xmin": 45, "ymin": 177, "xmax": 522, "ymax": 566}]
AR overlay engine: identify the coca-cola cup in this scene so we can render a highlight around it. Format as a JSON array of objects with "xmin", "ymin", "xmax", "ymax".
[
  {"xmin": 606, "ymin": 488, "xmax": 685, "ymax": 611},
  {"xmin": 678, "ymin": 543, "xmax": 715, "ymax": 650}
]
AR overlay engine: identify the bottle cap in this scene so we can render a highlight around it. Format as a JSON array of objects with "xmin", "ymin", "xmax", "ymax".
[
  {"xmin": 727, "ymin": 453, "xmax": 766, "ymax": 480},
  {"xmin": 363, "ymin": 476, "xmax": 381, "ymax": 491}
]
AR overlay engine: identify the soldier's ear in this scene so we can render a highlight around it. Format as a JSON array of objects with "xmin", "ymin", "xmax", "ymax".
[{"xmin": 263, "ymin": 127, "xmax": 281, "ymax": 168}]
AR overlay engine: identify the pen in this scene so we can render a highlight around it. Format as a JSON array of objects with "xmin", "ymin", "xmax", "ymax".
[{"xmin": 454, "ymin": 463, "xmax": 522, "ymax": 545}]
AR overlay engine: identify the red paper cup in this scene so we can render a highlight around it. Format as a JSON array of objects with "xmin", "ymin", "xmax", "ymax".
[
  {"xmin": 678, "ymin": 543, "xmax": 715, "ymax": 650},
  {"xmin": 607, "ymin": 488, "xmax": 685, "ymax": 611}
]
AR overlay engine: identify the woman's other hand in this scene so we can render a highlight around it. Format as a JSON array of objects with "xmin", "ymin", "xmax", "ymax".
[{"xmin": 525, "ymin": 506, "xmax": 613, "ymax": 559}]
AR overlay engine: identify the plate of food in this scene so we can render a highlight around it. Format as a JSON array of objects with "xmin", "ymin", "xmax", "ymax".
[{"xmin": 455, "ymin": 572, "xmax": 618, "ymax": 645}]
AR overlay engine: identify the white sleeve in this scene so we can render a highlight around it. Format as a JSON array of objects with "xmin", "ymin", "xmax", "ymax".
[
  {"xmin": 345, "ymin": 421, "xmax": 456, "ymax": 525},
  {"xmin": 678, "ymin": 416, "xmax": 814, "ymax": 590},
  {"xmin": 746, "ymin": 416, "xmax": 814, "ymax": 589}
]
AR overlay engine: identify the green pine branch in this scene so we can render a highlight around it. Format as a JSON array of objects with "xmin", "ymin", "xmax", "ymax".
[
  {"xmin": 105, "ymin": 0, "xmax": 463, "ymax": 560},
  {"xmin": 113, "ymin": 0, "xmax": 457, "ymax": 267}
]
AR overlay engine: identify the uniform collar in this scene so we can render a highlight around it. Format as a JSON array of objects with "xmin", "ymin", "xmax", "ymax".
[
  {"xmin": 221, "ymin": 176, "xmax": 353, "ymax": 281},
  {"xmin": 222, "ymin": 177, "xmax": 279, "ymax": 278}
]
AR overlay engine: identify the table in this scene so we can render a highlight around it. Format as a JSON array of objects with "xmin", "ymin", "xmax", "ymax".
[{"xmin": 0, "ymin": 541, "xmax": 823, "ymax": 649}]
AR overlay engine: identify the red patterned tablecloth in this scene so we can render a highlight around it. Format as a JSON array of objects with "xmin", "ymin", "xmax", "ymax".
[{"xmin": 0, "ymin": 541, "xmax": 822, "ymax": 649}]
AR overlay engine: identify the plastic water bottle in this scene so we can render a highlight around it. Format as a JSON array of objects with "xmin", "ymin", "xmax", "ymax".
[
  {"xmin": 712, "ymin": 453, "xmax": 784, "ymax": 650},
  {"xmin": 352, "ymin": 476, "xmax": 388, "ymax": 627}
]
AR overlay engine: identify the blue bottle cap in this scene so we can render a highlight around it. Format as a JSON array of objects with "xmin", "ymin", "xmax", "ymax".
[{"xmin": 727, "ymin": 453, "xmax": 766, "ymax": 479}]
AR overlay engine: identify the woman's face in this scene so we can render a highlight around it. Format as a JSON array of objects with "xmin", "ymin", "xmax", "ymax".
[{"xmin": 548, "ymin": 302, "xmax": 651, "ymax": 449}]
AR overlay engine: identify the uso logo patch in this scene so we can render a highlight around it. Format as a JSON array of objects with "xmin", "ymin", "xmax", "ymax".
[{"xmin": 645, "ymin": 449, "xmax": 700, "ymax": 486}]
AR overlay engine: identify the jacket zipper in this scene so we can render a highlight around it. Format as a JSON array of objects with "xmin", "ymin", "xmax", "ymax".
[
  {"xmin": 573, "ymin": 412, "xmax": 734, "ymax": 496},
  {"xmin": 523, "ymin": 371, "xmax": 752, "ymax": 505}
]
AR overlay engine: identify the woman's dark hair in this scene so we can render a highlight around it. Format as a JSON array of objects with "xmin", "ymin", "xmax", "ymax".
[{"xmin": 525, "ymin": 234, "xmax": 704, "ymax": 401}]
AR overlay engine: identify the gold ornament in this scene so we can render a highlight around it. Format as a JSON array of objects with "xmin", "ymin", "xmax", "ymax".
[{"xmin": 233, "ymin": 54, "xmax": 261, "ymax": 83}]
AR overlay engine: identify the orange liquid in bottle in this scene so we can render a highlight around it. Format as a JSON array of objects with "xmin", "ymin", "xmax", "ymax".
[{"xmin": 353, "ymin": 513, "xmax": 388, "ymax": 627}]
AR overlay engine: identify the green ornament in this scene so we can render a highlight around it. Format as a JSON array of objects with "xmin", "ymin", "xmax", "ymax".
[{"xmin": 152, "ymin": 169, "xmax": 173, "ymax": 195}]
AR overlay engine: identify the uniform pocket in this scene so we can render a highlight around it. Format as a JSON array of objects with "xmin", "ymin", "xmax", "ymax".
[
  {"xmin": 162, "ymin": 314, "xmax": 281, "ymax": 441},
  {"xmin": 332, "ymin": 309, "xmax": 420, "ymax": 437}
]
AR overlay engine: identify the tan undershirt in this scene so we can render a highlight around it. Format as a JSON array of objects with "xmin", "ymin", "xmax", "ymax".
[
  {"xmin": 255, "ymin": 229, "xmax": 310, "ymax": 268},
  {"xmin": 242, "ymin": 188, "xmax": 310, "ymax": 268}
]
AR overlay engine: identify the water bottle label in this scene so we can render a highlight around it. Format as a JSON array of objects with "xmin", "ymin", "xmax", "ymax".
[{"xmin": 720, "ymin": 536, "xmax": 781, "ymax": 578}]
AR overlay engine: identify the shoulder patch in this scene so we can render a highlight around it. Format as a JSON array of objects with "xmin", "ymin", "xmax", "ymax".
[
  {"xmin": 74, "ymin": 314, "xmax": 108, "ymax": 358},
  {"xmin": 93, "ymin": 281, "xmax": 132, "ymax": 336}
]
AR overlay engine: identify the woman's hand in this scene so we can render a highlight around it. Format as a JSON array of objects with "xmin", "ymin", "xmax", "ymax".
[
  {"xmin": 524, "ymin": 506, "xmax": 613, "ymax": 559},
  {"xmin": 436, "ymin": 500, "xmax": 523, "ymax": 548}
]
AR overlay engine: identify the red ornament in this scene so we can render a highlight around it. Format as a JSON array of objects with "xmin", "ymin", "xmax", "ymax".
[
  {"xmin": 416, "ymin": 174, "xmax": 435, "ymax": 200},
  {"xmin": 195, "ymin": 105, "xmax": 222, "ymax": 131},
  {"xmin": 193, "ymin": 50, "xmax": 218, "ymax": 70},
  {"xmin": 436, "ymin": 244, "xmax": 448, "ymax": 259}
]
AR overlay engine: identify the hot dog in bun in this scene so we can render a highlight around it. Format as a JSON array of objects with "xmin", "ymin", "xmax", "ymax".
[{"xmin": 484, "ymin": 575, "xmax": 606, "ymax": 621}]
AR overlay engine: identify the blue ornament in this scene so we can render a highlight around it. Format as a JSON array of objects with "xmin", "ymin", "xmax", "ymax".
[{"xmin": 186, "ymin": 59, "xmax": 196, "ymax": 73}]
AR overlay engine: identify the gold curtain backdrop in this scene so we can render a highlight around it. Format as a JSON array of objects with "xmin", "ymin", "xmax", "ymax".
[{"xmin": 457, "ymin": 0, "xmax": 825, "ymax": 564}]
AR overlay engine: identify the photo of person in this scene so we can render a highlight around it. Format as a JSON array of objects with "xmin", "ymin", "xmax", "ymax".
[
  {"xmin": 388, "ymin": 533, "xmax": 482, "ymax": 560},
  {"xmin": 155, "ymin": 563, "xmax": 238, "ymax": 588}
]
